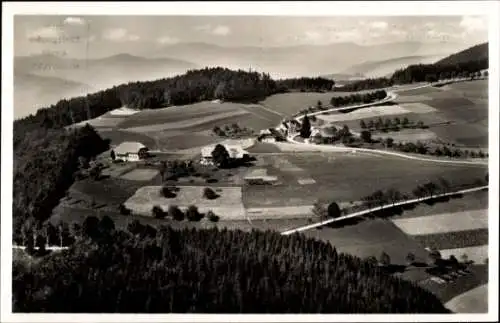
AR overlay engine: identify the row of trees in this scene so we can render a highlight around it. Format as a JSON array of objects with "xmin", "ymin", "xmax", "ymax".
[
  {"xmin": 12, "ymin": 217, "xmax": 450, "ymax": 313},
  {"xmin": 212, "ymin": 123, "xmax": 254, "ymax": 138},
  {"xmin": 360, "ymin": 117, "xmax": 426, "ymax": 132},
  {"xmin": 330, "ymin": 90, "xmax": 387, "ymax": 108},
  {"xmin": 387, "ymin": 140, "xmax": 488, "ymax": 159},
  {"xmin": 340, "ymin": 59, "xmax": 488, "ymax": 92}
]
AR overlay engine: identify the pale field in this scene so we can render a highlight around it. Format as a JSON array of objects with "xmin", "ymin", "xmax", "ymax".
[
  {"xmin": 297, "ymin": 178, "xmax": 317, "ymax": 185},
  {"xmin": 107, "ymin": 106, "xmax": 140, "ymax": 116},
  {"xmin": 120, "ymin": 168, "xmax": 159, "ymax": 181},
  {"xmin": 398, "ymin": 102, "xmax": 438, "ymax": 113},
  {"xmin": 391, "ymin": 209, "xmax": 488, "ymax": 236},
  {"xmin": 124, "ymin": 185, "xmax": 246, "ymax": 219},
  {"xmin": 316, "ymin": 104, "xmax": 413, "ymax": 123},
  {"xmin": 394, "ymin": 95, "xmax": 434, "ymax": 103},
  {"xmin": 122, "ymin": 109, "xmax": 250, "ymax": 133},
  {"xmin": 372, "ymin": 128, "xmax": 438, "ymax": 142},
  {"xmin": 439, "ymin": 245, "xmax": 489, "ymax": 265},
  {"xmin": 445, "ymin": 284, "xmax": 488, "ymax": 314},
  {"xmin": 246, "ymin": 205, "xmax": 314, "ymax": 220}
]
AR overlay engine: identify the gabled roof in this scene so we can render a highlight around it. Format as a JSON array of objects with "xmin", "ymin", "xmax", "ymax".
[{"xmin": 114, "ymin": 141, "xmax": 147, "ymax": 155}]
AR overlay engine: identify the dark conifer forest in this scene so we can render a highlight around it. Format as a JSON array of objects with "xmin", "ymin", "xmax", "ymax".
[{"xmin": 12, "ymin": 221, "xmax": 450, "ymax": 313}]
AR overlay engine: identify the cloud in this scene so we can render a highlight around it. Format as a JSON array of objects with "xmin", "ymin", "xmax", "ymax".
[
  {"xmin": 330, "ymin": 30, "xmax": 362, "ymax": 43},
  {"xmin": 460, "ymin": 16, "xmax": 487, "ymax": 32},
  {"xmin": 194, "ymin": 24, "xmax": 231, "ymax": 36},
  {"xmin": 212, "ymin": 25, "xmax": 231, "ymax": 36},
  {"xmin": 102, "ymin": 28, "xmax": 140, "ymax": 42},
  {"xmin": 63, "ymin": 17, "xmax": 86, "ymax": 26},
  {"xmin": 157, "ymin": 36, "xmax": 179, "ymax": 45},
  {"xmin": 369, "ymin": 21, "xmax": 388, "ymax": 31},
  {"xmin": 26, "ymin": 26, "xmax": 63, "ymax": 40},
  {"xmin": 304, "ymin": 31, "xmax": 322, "ymax": 42}
]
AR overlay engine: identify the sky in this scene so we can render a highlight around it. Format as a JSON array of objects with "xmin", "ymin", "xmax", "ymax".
[{"xmin": 14, "ymin": 15, "xmax": 488, "ymax": 58}]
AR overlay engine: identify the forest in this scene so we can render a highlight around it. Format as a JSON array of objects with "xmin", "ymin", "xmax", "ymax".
[
  {"xmin": 12, "ymin": 221, "xmax": 451, "ymax": 313},
  {"xmin": 339, "ymin": 57, "xmax": 488, "ymax": 92},
  {"xmin": 12, "ymin": 124, "xmax": 109, "ymax": 243},
  {"xmin": 275, "ymin": 77, "xmax": 335, "ymax": 92}
]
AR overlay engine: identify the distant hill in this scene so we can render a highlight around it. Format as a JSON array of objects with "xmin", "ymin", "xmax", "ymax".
[
  {"xmin": 435, "ymin": 42, "xmax": 488, "ymax": 66},
  {"xmin": 14, "ymin": 54, "xmax": 199, "ymax": 117},
  {"xmin": 14, "ymin": 72, "xmax": 92, "ymax": 119},
  {"xmin": 342, "ymin": 55, "xmax": 446, "ymax": 78},
  {"xmin": 14, "ymin": 53, "xmax": 198, "ymax": 90},
  {"xmin": 145, "ymin": 41, "xmax": 468, "ymax": 79}
]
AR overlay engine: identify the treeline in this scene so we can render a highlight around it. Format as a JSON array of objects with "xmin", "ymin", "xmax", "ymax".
[
  {"xmin": 338, "ymin": 77, "xmax": 394, "ymax": 92},
  {"xmin": 339, "ymin": 58, "xmax": 488, "ymax": 92},
  {"xmin": 330, "ymin": 90, "xmax": 387, "ymax": 108},
  {"xmin": 12, "ymin": 220, "xmax": 450, "ymax": 313},
  {"xmin": 385, "ymin": 140, "xmax": 488, "ymax": 159},
  {"xmin": 276, "ymin": 77, "xmax": 335, "ymax": 92},
  {"xmin": 360, "ymin": 117, "xmax": 426, "ymax": 132},
  {"xmin": 13, "ymin": 125, "xmax": 109, "ymax": 243}
]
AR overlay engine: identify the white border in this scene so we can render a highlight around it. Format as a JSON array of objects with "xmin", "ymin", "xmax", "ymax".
[{"xmin": 1, "ymin": 1, "xmax": 499, "ymax": 322}]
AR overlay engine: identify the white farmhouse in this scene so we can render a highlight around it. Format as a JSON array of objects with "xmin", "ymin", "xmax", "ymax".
[{"xmin": 113, "ymin": 142, "xmax": 149, "ymax": 162}]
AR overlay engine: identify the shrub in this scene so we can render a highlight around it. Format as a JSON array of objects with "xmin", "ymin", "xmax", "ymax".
[
  {"xmin": 203, "ymin": 187, "xmax": 219, "ymax": 200},
  {"xmin": 206, "ymin": 178, "xmax": 218, "ymax": 184},
  {"xmin": 152, "ymin": 205, "xmax": 166, "ymax": 219},
  {"xmin": 168, "ymin": 205, "xmax": 184, "ymax": 221},
  {"xmin": 207, "ymin": 210, "xmax": 219, "ymax": 222},
  {"xmin": 161, "ymin": 186, "xmax": 177, "ymax": 198}
]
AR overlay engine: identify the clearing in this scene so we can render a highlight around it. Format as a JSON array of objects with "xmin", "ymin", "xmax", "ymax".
[{"xmin": 391, "ymin": 209, "xmax": 488, "ymax": 236}]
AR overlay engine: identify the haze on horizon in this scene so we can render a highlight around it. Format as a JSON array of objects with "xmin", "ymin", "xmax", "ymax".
[{"xmin": 15, "ymin": 15, "xmax": 488, "ymax": 59}]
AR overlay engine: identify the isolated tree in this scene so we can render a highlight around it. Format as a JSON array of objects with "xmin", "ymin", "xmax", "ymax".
[
  {"xmin": 385, "ymin": 137, "xmax": 394, "ymax": 148},
  {"xmin": 168, "ymin": 205, "xmax": 184, "ymax": 221},
  {"xmin": 300, "ymin": 114, "xmax": 312, "ymax": 138},
  {"xmin": 203, "ymin": 187, "xmax": 219, "ymax": 200},
  {"xmin": 186, "ymin": 205, "xmax": 201, "ymax": 221},
  {"xmin": 360, "ymin": 130, "xmax": 372, "ymax": 143},
  {"xmin": 110, "ymin": 149, "xmax": 116, "ymax": 161},
  {"xmin": 417, "ymin": 121, "xmax": 425, "ymax": 129},
  {"xmin": 379, "ymin": 251, "xmax": 391, "ymax": 266},
  {"xmin": 312, "ymin": 201, "xmax": 328, "ymax": 220},
  {"xmin": 316, "ymin": 100, "xmax": 323, "ymax": 110},
  {"xmin": 367, "ymin": 119, "xmax": 375, "ymax": 129},
  {"xmin": 152, "ymin": 205, "xmax": 166, "ymax": 219},
  {"xmin": 159, "ymin": 161, "xmax": 167, "ymax": 181},
  {"xmin": 327, "ymin": 202, "xmax": 341, "ymax": 219},
  {"xmin": 360, "ymin": 120, "xmax": 367, "ymax": 129},
  {"xmin": 207, "ymin": 210, "xmax": 219, "ymax": 222},
  {"xmin": 211, "ymin": 144, "xmax": 230, "ymax": 168}
]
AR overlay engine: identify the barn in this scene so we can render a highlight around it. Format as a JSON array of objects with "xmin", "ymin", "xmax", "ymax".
[{"xmin": 113, "ymin": 142, "xmax": 149, "ymax": 162}]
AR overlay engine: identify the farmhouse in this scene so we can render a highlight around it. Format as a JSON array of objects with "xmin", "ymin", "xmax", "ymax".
[
  {"xmin": 200, "ymin": 144, "xmax": 250, "ymax": 165},
  {"xmin": 113, "ymin": 141, "xmax": 149, "ymax": 162}
]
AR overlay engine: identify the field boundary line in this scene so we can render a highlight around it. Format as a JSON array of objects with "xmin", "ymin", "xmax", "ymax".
[{"xmin": 281, "ymin": 185, "xmax": 488, "ymax": 235}]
